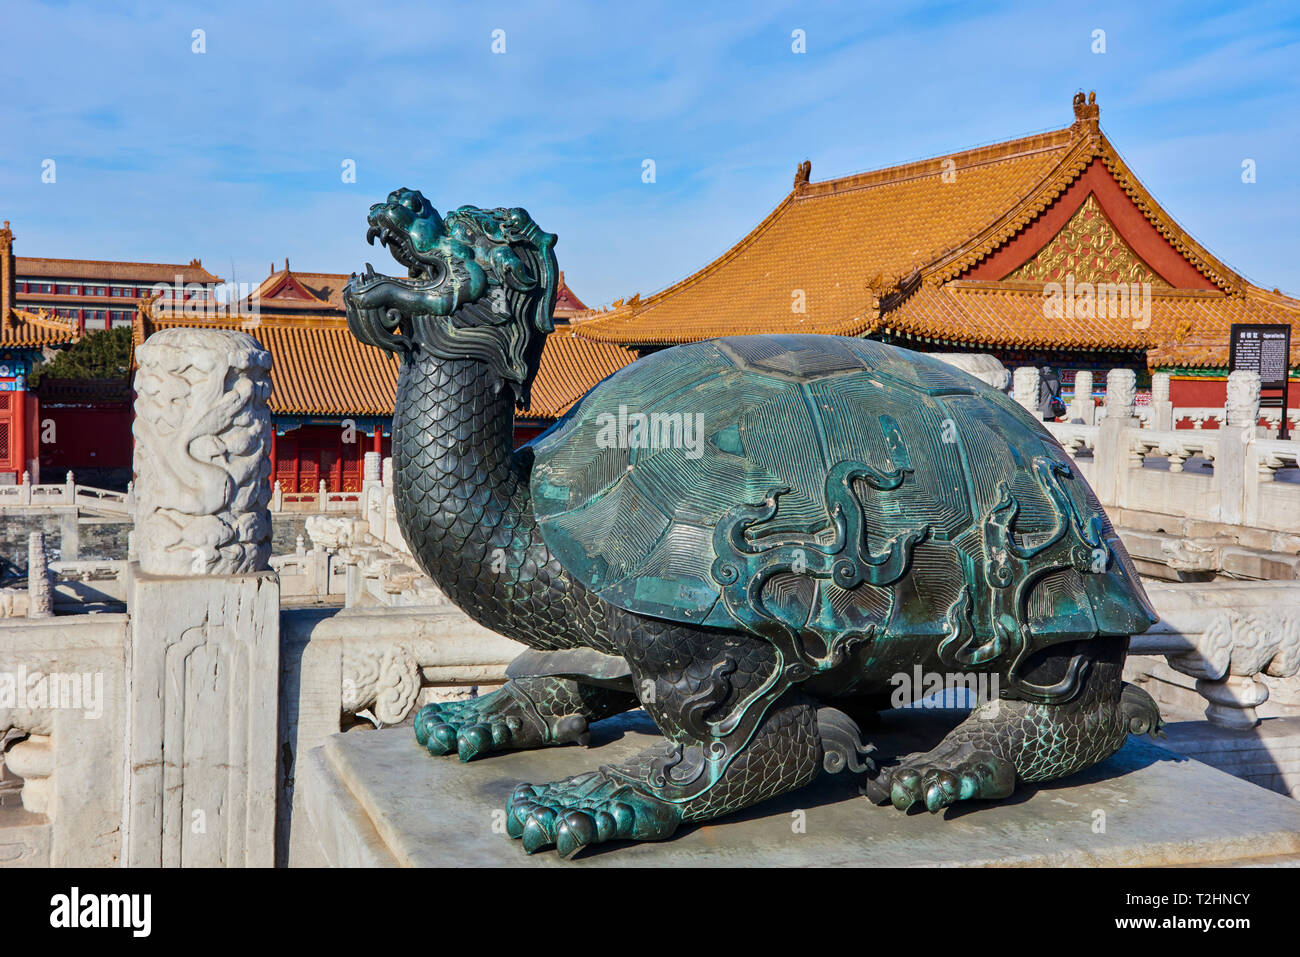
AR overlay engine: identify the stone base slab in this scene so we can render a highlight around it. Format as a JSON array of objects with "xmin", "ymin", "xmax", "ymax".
[
  {"xmin": 303, "ymin": 709, "xmax": 1300, "ymax": 867},
  {"xmin": 1158, "ymin": 716, "xmax": 1300, "ymax": 800},
  {"xmin": 0, "ymin": 806, "xmax": 50, "ymax": 867}
]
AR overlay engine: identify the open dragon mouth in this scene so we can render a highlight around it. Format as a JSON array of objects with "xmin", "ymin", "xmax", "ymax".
[
  {"xmin": 342, "ymin": 187, "xmax": 560, "ymax": 407},
  {"xmin": 364, "ymin": 222, "xmax": 430, "ymax": 279}
]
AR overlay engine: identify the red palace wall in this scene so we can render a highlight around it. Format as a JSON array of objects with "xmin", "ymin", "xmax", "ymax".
[
  {"xmin": 514, "ymin": 424, "xmax": 547, "ymax": 446},
  {"xmin": 37, "ymin": 404, "xmax": 132, "ymax": 475},
  {"xmin": 1169, "ymin": 376, "xmax": 1299, "ymax": 427},
  {"xmin": 0, "ymin": 390, "xmax": 41, "ymax": 482},
  {"xmin": 272, "ymin": 424, "xmax": 390, "ymax": 493}
]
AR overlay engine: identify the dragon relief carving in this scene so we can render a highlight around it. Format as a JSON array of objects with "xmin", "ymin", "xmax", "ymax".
[{"xmin": 132, "ymin": 328, "xmax": 273, "ymax": 576}]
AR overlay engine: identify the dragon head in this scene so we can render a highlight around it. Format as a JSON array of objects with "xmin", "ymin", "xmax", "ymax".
[{"xmin": 343, "ymin": 188, "xmax": 558, "ymax": 407}]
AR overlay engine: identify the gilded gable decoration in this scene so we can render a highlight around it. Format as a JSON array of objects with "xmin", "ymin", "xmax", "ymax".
[{"xmin": 1007, "ymin": 194, "xmax": 1170, "ymax": 287}]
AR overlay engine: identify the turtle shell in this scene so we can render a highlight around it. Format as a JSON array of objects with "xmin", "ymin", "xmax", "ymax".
[{"xmin": 531, "ymin": 335, "xmax": 1155, "ymax": 670}]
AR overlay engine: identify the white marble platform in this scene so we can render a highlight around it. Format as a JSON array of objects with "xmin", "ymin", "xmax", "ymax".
[{"xmin": 302, "ymin": 709, "xmax": 1300, "ymax": 867}]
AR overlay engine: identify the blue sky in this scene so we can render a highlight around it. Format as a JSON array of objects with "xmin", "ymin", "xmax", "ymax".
[{"xmin": 1, "ymin": 0, "xmax": 1297, "ymax": 306}]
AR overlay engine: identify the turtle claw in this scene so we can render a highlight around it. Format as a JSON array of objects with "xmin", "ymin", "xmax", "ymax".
[
  {"xmin": 456, "ymin": 725, "xmax": 495, "ymax": 762},
  {"xmin": 521, "ymin": 816, "xmax": 552, "ymax": 854},
  {"xmin": 555, "ymin": 811, "xmax": 597, "ymax": 860},
  {"xmin": 412, "ymin": 689, "xmax": 543, "ymax": 761},
  {"xmin": 873, "ymin": 744, "xmax": 1015, "ymax": 813},
  {"xmin": 505, "ymin": 770, "xmax": 682, "ymax": 859},
  {"xmin": 889, "ymin": 770, "xmax": 924, "ymax": 811}
]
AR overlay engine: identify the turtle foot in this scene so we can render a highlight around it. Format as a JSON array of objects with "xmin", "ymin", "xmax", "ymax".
[
  {"xmin": 414, "ymin": 683, "xmax": 588, "ymax": 762},
  {"xmin": 864, "ymin": 736, "xmax": 1015, "ymax": 813},
  {"xmin": 506, "ymin": 770, "xmax": 683, "ymax": 860}
]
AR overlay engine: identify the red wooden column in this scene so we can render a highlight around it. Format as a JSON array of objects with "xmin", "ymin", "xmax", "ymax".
[
  {"xmin": 269, "ymin": 429, "xmax": 277, "ymax": 486},
  {"xmin": 372, "ymin": 426, "xmax": 382, "ymax": 454},
  {"xmin": 11, "ymin": 387, "xmax": 26, "ymax": 479}
]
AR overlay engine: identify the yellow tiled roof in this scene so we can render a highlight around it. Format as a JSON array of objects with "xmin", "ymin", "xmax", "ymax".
[
  {"xmin": 1145, "ymin": 286, "xmax": 1300, "ymax": 369},
  {"xmin": 525, "ymin": 329, "xmax": 636, "ymax": 418},
  {"xmin": 1, "ymin": 309, "xmax": 79, "ymax": 348},
  {"xmin": 135, "ymin": 295, "xmax": 635, "ymax": 420},
  {"xmin": 573, "ymin": 93, "xmax": 1293, "ymax": 365},
  {"xmin": 16, "ymin": 256, "xmax": 220, "ymax": 284},
  {"xmin": 877, "ymin": 282, "xmax": 1300, "ymax": 369},
  {"xmin": 139, "ymin": 308, "xmax": 401, "ymax": 415},
  {"xmin": 574, "ymin": 128, "xmax": 1075, "ymax": 344}
]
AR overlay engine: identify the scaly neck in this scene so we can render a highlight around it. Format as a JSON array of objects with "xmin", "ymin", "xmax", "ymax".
[
  {"xmin": 391, "ymin": 351, "xmax": 527, "ymax": 590},
  {"xmin": 387, "ymin": 347, "xmax": 622, "ymax": 657}
]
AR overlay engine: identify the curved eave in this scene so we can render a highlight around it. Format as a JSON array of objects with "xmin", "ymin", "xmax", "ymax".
[{"xmin": 574, "ymin": 191, "xmax": 800, "ymax": 344}]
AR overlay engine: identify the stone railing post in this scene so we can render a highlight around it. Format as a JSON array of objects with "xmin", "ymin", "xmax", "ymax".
[
  {"xmin": 127, "ymin": 328, "xmax": 280, "ymax": 867},
  {"xmin": 27, "ymin": 531, "xmax": 52, "ymax": 618},
  {"xmin": 363, "ymin": 451, "xmax": 385, "ymax": 538},
  {"xmin": 1093, "ymin": 368, "xmax": 1137, "ymax": 507},
  {"xmin": 1069, "ymin": 369, "xmax": 1094, "ymax": 425},
  {"xmin": 1215, "ymin": 370, "xmax": 1260, "ymax": 527},
  {"xmin": 1226, "ymin": 369, "xmax": 1261, "ymax": 431},
  {"xmin": 1013, "ymin": 366, "xmax": 1040, "ymax": 417},
  {"xmin": 4, "ymin": 734, "xmax": 53, "ymax": 815},
  {"xmin": 64, "ymin": 470, "xmax": 75, "ymax": 505},
  {"xmin": 1133, "ymin": 580, "xmax": 1300, "ymax": 730},
  {"xmin": 1151, "ymin": 371, "xmax": 1173, "ymax": 431},
  {"xmin": 271, "ymin": 479, "xmax": 283, "ymax": 512},
  {"xmin": 382, "ymin": 455, "xmax": 393, "ymax": 489},
  {"xmin": 20, "ymin": 469, "xmax": 30, "ymax": 505},
  {"xmin": 318, "ymin": 478, "xmax": 328, "ymax": 511}
]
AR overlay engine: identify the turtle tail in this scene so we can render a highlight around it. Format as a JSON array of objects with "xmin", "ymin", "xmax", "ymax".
[{"xmin": 1120, "ymin": 682, "xmax": 1165, "ymax": 739}]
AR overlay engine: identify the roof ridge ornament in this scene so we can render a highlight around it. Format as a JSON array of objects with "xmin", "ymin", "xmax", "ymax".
[
  {"xmin": 793, "ymin": 159, "xmax": 811, "ymax": 193},
  {"xmin": 1071, "ymin": 90, "xmax": 1100, "ymax": 134}
]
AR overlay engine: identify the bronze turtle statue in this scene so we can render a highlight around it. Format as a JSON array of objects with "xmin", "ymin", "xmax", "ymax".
[{"xmin": 343, "ymin": 189, "xmax": 1162, "ymax": 859}]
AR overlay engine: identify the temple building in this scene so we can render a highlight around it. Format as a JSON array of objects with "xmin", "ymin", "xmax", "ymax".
[
  {"xmin": 572, "ymin": 93, "xmax": 1300, "ymax": 413},
  {"xmin": 0, "ymin": 220, "xmax": 222, "ymax": 483},
  {"xmin": 3, "ymin": 201, "xmax": 632, "ymax": 490},
  {"xmin": 134, "ymin": 266, "xmax": 633, "ymax": 492},
  {"xmin": 11, "ymin": 241, "xmax": 219, "ymax": 334}
]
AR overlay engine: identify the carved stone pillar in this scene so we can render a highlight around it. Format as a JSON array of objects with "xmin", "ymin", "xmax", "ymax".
[
  {"xmin": 133, "ymin": 328, "xmax": 272, "ymax": 574},
  {"xmin": 1012, "ymin": 366, "xmax": 1040, "ymax": 417},
  {"xmin": 1226, "ymin": 370, "xmax": 1261, "ymax": 429},
  {"xmin": 1070, "ymin": 369, "xmax": 1094, "ymax": 425},
  {"xmin": 1219, "ymin": 370, "xmax": 1260, "ymax": 526},
  {"xmin": 1197, "ymin": 676, "xmax": 1270, "ymax": 730},
  {"xmin": 1105, "ymin": 368, "xmax": 1136, "ymax": 419},
  {"xmin": 1094, "ymin": 369, "xmax": 1139, "ymax": 508},
  {"xmin": 363, "ymin": 451, "xmax": 385, "ymax": 539},
  {"xmin": 1151, "ymin": 371, "xmax": 1173, "ymax": 431},
  {"xmin": 26, "ymin": 532, "xmax": 52, "ymax": 618},
  {"xmin": 126, "ymin": 328, "xmax": 280, "ymax": 867}
]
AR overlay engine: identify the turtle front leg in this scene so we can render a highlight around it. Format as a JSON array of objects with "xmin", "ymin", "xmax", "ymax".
[
  {"xmin": 506, "ymin": 617, "xmax": 824, "ymax": 858},
  {"xmin": 506, "ymin": 692, "xmax": 822, "ymax": 858},
  {"xmin": 867, "ymin": 637, "xmax": 1164, "ymax": 812},
  {"xmin": 415, "ymin": 676, "xmax": 636, "ymax": 762}
]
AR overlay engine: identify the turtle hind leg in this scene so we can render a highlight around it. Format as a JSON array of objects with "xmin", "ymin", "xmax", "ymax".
[
  {"xmin": 870, "ymin": 637, "xmax": 1158, "ymax": 813},
  {"xmin": 415, "ymin": 677, "xmax": 636, "ymax": 762}
]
